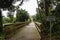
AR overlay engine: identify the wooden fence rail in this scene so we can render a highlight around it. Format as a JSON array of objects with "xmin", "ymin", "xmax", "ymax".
[{"xmin": 4, "ymin": 22, "xmax": 30, "ymax": 39}]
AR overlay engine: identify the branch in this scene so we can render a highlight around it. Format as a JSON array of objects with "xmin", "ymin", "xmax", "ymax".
[{"xmin": 19, "ymin": 0, "xmax": 24, "ymax": 6}]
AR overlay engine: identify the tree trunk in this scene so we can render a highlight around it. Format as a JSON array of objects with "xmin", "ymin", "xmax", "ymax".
[
  {"xmin": 44, "ymin": 0, "xmax": 50, "ymax": 35},
  {"xmin": 44, "ymin": 0, "xmax": 49, "ymax": 16},
  {"xmin": 0, "ymin": 9, "xmax": 3, "ymax": 33}
]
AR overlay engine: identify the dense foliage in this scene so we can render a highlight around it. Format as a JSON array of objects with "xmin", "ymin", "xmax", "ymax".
[
  {"xmin": 16, "ymin": 9, "xmax": 29, "ymax": 22},
  {"xmin": 33, "ymin": 0, "xmax": 60, "ymax": 39},
  {"xmin": 0, "ymin": 0, "xmax": 24, "ymax": 39},
  {"xmin": 0, "ymin": 0, "xmax": 14, "ymax": 8}
]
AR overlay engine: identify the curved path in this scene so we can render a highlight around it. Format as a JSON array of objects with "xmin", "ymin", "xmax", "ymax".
[{"xmin": 8, "ymin": 22, "xmax": 41, "ymax": 40}]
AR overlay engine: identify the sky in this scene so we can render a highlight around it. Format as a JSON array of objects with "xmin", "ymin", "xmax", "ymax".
[
  {"xmin": 20, "ymin": 0, "xmax": 38, "ymax": 15},
  {"xmin": 2, "ymin": 0, "xmax": 38, "ymax": 17}
]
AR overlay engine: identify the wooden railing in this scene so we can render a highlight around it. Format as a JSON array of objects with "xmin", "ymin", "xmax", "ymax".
[
  {"xmin": 4, "ymin": 22, "xmax": 30, "ymax": 39},
  {"xmin": 35, "ymin": 22, "xmax": 42, "ymax": 33}
]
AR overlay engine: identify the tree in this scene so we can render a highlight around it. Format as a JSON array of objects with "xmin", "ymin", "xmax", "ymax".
[
  {"xmin": 0, "ymin": 0, "xmax": 14, "ymax": 33},
  {"xmin": 35, "ymin": 0, "xmax": 60, "ymax": 39},
  {"xmin": 16, "ymin": 9, "xmax": 29, "ymax": 22},
  {"xmin": 52, "ymin": 2, "xmax": 60, "ymax": 37},
  {"xmin": 7, "ymin": 11, "xmax": 14, "ymax": 23},
  {"xmin": 3, "ymin": 16, "xmax": 10, "ymax": 23},
  {"xmin": 0, "ymin": 0, "xmax": 24, "ymax": 33}
]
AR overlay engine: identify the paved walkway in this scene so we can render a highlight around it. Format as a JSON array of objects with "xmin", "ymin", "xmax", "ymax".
[{"xmin": 8, "ymin": 22, "xmax": 41, "ymax": 40}]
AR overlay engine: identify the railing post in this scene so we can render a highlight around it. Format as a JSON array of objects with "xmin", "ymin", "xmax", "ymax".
[{"xmin": 0, "ymin": 9, "xmax": 3, "ymax": 33}]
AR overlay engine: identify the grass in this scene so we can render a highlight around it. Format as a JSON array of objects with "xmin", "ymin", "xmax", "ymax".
[{"xmin": 0, "ymin": 32, "xmax": 4, "ymax": 40}]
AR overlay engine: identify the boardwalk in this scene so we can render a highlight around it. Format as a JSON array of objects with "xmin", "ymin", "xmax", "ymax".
[{"xmin": 8, "ymin": 22, "xmax": 41, "ymax": 40}]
